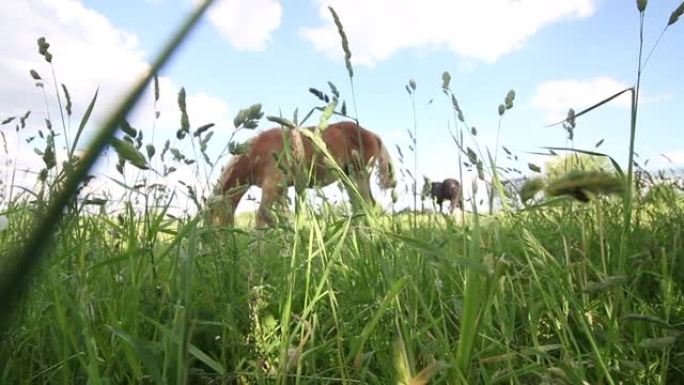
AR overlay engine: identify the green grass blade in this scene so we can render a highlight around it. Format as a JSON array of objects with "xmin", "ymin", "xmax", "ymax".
[
  {"xmin": 346, "ymin": 276, "xmax": 407, "ymax": 363},
  {"xmin": 109, "ymin": 327, "xmax": 164, "ymax": 385},
  {"xmin": 544, "ymin": 87, "xmax": 633, "ymax": 128},
  {"xmin": 69, "ymin": 88, "xmax": 98, "ymax": 157}
]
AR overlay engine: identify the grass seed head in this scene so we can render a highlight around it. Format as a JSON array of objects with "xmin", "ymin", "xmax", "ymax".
[
  {"xmin": 520, "ymin": 177, "xmax": 545, "ymax": 203},
  {"xmin": 545, "ymin": 170, "xmax": 624, "ymax": 202}
]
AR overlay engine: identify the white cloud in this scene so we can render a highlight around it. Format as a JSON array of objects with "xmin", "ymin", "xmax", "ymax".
[
  {"xmin": 187, "ymin": 92, "xmax": 232, "ymax": 129},
  {"xmin": 199, "ymin": 0, "xmax": 282, "ymax": 51},
  {"xmin": 0, "ymin": 0, "xmax": 234, "ymax": 141},
  {"xmin": 0, "ymin": 0, "xmax": 234, "ymax": 215},
  {"xmin": 531, "ymin": 77, "xmax": 632, "ymax": 121},
  {"xmin": 0, "ymin": 0, "xmax": 150, "ymax": 122},
  {"xmin": 301, "ymin": 0, "xmax": 595, "ymax": 66}
]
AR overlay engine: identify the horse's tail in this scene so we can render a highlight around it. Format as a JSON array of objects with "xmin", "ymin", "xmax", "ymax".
[{"xmin": 375, "ymin": 136, "xmax": 396, "ymax": 190}]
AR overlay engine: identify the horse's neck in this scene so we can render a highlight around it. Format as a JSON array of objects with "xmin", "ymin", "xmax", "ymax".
[{"xmin": 220, "ymin": 155, "xmax": 251, "ymax": 192}]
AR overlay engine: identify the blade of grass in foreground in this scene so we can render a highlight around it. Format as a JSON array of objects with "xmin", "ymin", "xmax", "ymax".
[
  {"xmin": 0, "ymin": 0, "xmax": 217, "ymax": 331},
  {"xmin": 454, "ymin": 199, "xmax": 484, "ymax": 383}
]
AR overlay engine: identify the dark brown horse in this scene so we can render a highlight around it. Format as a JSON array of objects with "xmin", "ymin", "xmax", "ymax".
[
  {"xmin": 208, "ymin": 121, "xmax": 396, "ymax": 227},
  {"xmin": 430, "ymin": 178, "xmax": 463, "ymax": 214}
]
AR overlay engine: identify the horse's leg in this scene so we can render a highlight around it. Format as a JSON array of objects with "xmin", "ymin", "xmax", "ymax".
[
  {"xmin": 256, "ymin": 173, "xmax": 286, "ymax": 228},
  {"xmin": 212, "ymin": 185, "xmax": 247, "ymax": 227},
  {"xmin": 346, "ymin": 148, "xmax": 376, "ymax": 213},
  {"xmin": 276, "ymin": 192, "xmax": 291, "ymax": 216},
  {"xmin": 347, "ymin": 168, "xmax": 375, "ymax": 214},
  {"xmin": 358, "ymin": 174, "xmax": 375, "ymax": 205}
]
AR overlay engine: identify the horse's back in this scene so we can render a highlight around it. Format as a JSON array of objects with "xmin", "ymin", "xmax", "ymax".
[
  {"xmin": 238, "ymin": 121, "xmax": 383, "ymax": 186},
  {"xmin": 249, "ymin": 122, "xmax": 372, "ymax": 156},
  {"xmin": 322, "ymin": 121, "xmax": 381, "ymax": 163}
]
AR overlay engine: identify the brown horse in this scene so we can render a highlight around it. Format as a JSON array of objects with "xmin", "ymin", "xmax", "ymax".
[
  {"xmin": 430, "ymin": 178, "xmax": 463, "ymax": 214},
  {"xmin": 208, "ymin": 121, "xmax": 396, "ymax": 227}
]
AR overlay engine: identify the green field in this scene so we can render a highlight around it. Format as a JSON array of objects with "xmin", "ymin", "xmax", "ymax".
[
  {"xmin": 2, "ymin": 192, "xmax": 684, "ymax": 384},
  {"xmin": 2, "ymin": 1, "xmax": 684, "ymax": 384}
]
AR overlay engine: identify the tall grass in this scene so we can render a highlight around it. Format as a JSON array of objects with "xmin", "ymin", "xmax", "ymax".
[
  {"xmin": 1, "ymin": 1, "xmax": 684, "ymax": 385},
  {"xmin": 2, "ymin": 184, "xmax": 683, "ymax": 384}
]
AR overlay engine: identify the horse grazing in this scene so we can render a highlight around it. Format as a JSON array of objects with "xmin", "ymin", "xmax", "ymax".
[
  {"xmin": 430, "ymin": 178, "xmax": 463, "ymax": 214},
  {"xmin": 208, "ymin": 121, "xmax": 396, "ymax": 227}
]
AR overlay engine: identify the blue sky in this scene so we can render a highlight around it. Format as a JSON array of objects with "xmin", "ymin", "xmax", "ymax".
[{"xmin": 1, "ymin": 0, "xmax": 682, "ymax": 213}]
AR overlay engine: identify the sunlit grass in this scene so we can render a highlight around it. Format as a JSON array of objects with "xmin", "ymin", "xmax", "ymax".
[{"xmin": 2, "ymin": 193, "xmax": 684, "ymax": 384}]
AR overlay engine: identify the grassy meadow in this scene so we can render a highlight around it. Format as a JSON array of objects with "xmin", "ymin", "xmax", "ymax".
[
  {"xmin": 2, "ymin": 1, "xmax": 684, "ymax": 384},
  {"xmin": 2, "ymin": 185, "xmax": 684, "ymax": 384}
]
